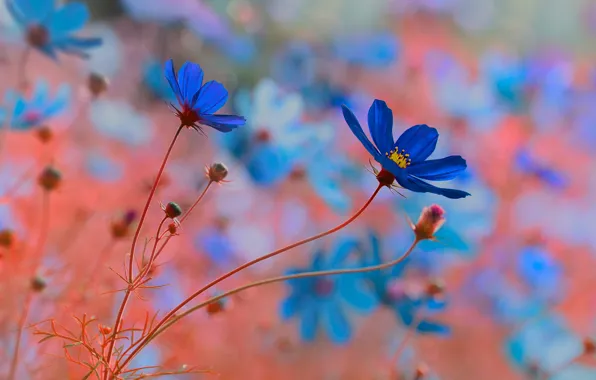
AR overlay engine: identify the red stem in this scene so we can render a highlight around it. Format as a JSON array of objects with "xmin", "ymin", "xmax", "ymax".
[
  {"xmin": 115, "ymin": 183, "xmax": 384, "ymax": 374},
  {"xmin": 103, "ymin": 125, "xmax": 182, "ymax": 379},
  {"xmin": 7, "ymin": 190, "xmax": 50, "ymax": 380}
]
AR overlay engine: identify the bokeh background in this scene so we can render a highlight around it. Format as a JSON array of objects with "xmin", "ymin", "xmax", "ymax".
[{"xmin": 1, "ymin": 0, "xmax": 596, "ymax": 379}]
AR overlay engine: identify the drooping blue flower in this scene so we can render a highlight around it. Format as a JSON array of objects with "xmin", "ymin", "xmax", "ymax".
[
  {"xmin": 164, "ymin": 59, "xmax": 246, "ymax": 133},
  {"xmin": 6, "ymin": 0, "xmax": 102, "ymax": 59},
  {"xmin": 342, "ymin": 99, "xmax": 470, "ymax": 199},
  {"xmin": 361, "ymin": 231, "xmax": 451, "ymax": 336},
  {"xmin": 1, "ymin": 80, "xmax": 70, "ymax": 130},
  {"xmin": 515, "ymin": 149, "xmax": 567, "ymax": 189},
  {"xmin": 279, "ymin": 237, "xmax": 377, "ymax": 345}
]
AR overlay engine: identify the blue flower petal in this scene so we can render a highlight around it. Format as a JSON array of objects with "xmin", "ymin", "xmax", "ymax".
[
  {"xmin": 328, "ymin": 237, "xmax": 359, "ymax": 267},
  {"xmin": 337, "ymin": 276, "xmax": 378, "ymax": 312},
  {"xmin": 164, "ymin": 59, "xmax": 183, "ymax": 104},
  {"xmin": 394, "ymin": 124, "xmax": 438, "ymax": 163},
  {"xmin": 46, "ymin": 2, "xmax": 89, "ymax": 41},
  {"xmin": 417, "ymin": 320, "xmax": 451, "ymax": 335},
  {"xmin": 200, "ymin": 114, "xmax": 245, "ymax": 132},
  {"xmin": 398, "ymin": 175, "xmax": 471, "ymax": 199},
  {"xmin": 393, "ymin": 298, "xmax": 416, "ymax": 325},
  {"xmin": 280, "ymin": 295, "xmax": 300, "ymax": 320},
  {"xmin": 6, "ymin": 0, "xmax": 28, "ymax": 26},
  {"xmin": 10, "ymin": 0, "xmax": 54, "ymax": 23},
  {"xmin": 194, "ymin": 80, "xmax": 228, "ymax": 114},
  {"xmin": 407, "ymin": 156, "xmax": 467, "ymax": 181},
  {"xmin": 341, "ymin": 104, "xmax": 381, "ymax": 159},
  {"xmin": 367, "ymin": 99, "xmax": 394, "ymax": 154},
  {"xmin": 322, "ymin": 302, "xmax": 351, "ymax": 344},
  {"xmin": 299, "ymin": 303, "xmax": 319, "ymax": 342},
  {"xmin": 177, "ymin": 61, "xmax": 203, "ymax": 107}
]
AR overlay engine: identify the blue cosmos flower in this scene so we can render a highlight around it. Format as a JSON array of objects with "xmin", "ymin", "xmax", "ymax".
[
  {"xmin": 164, "ymin": 59, "xmax": 246, "ymax": 133},
  {"xmin": 279, "ymin": 237, "xmax": 377, "ymax": 345},
  {"xmin": 89, "ymin": 99, "xmax": 153, "ymax": 146},
  {"xmin": 362, "ymin": 231, "xmax": 450, "ymax": 336},
  {"xmin": 6, "ymin": 0, "xmax": 101, "ymax": 59},
  {"xmin": 515, "ymin": 149, "xmax": 567, "ymax": 189},
  {"xmin": 142, "ymin": 58, "xmax": 176, "ymax": 103},
  {"xmin": 342, "ymin": 99, "xmax": 470, "ymax": 199},
  {"xmin": 1, "ymin": 80, "xmax": 70, "ymax": 130}
]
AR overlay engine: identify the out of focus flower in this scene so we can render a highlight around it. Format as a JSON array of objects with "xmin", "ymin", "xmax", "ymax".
[
  {"xmin": 1, "ymin": 80, "xmax": 70, "ymax": 130},
  {"xmin": 516, "ymin": 246, "xmax": 564, "ymax": 303},
  {"xmin": 331, "ymin": 32, "xmax": 399, "ymax": 68},
  {"xmin": 280, "ymin": 237, "xmax": 377, "ymax": 345},
  {"xmin": 480, "ymin": 50, "xmax": 529, "ymax": 113},
  {"xmin": 515, "ymin": 149, "xmax": 567, "ymax": 189},
  {"xmin": 85, "ymin": 149, "xmax": 124, "ymax": 183},
  {"xmin": 219, "ymin": 78, "xmax": 327, "ymax": 186},
  {"xmin": 89, "ymin": 99, "xmax": 153, "ymax": 146},
  {"xmin": 7, "ymin": 0, "xmax": 101, "ymax": 59},
  {"xmin": 195, "ymin": 225, "xmax": 236, "ymax": 270},
  {"xmin": 342, "ymin": 99, "xmax": 470, "ymax": 198},
  {"xmin": 362, "ymin": 231, "xmax": 450, "ymax": 335},
  {"xmin": 165, "ymin": 59, "xmax": 246, "ymax": 133},
  {"xmin": 506, "ymin": 314, "xmax": 586, "ymax": 377},
  {"xmin": 270, "ymin": 41, "xmax": 317, "ymax": 90},
  {"xmin": 142, "ymin": 58, "xmax": 176, "ymax": 103},
  {"xmin": 82, "ymin": 23, "xmax": 122, "ymax": 77}
]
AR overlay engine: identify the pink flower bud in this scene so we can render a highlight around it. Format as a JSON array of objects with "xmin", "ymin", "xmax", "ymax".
[{"xmin": 412, "ymin": 204, "xmax": 445, "ymax": 241}]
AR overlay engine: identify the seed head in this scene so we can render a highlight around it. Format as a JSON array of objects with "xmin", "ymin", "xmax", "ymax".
[
  {"xmin": 38, "ymin": 166, "xmax": 62, "ymax": 191},
  {"xmin": 110, "ymin": 210, "xmax": 137, "ymax": 239},
  {"xmin": 168, "ymin": 222, "xmax": 178, "ymax": 235},
  {"xmin": 88, "ymin": 73, "xmax": 109, "ymax": 97},
  {"xmin": 0, "ymin": 229, "xmax": 15, "ymax": 249},
  {"xmin": 98, "ymin": 324, "xmax": 112, "ymax": 335},
  {"xmin": 206, "ymin": 162, "xmax": 228, "ymax": 183},
  {"xmin": 425, "ymin": 279, "xmax": 445, "ymax": 298},
  {"xmin": 36, "ymin": 126, "xmax": 53, "ymax": 143},
  {"xmin": 31, "ymin": 276, "xmax": 47, "ymax": 292},
  {"xmin": 206, "ymin": 299, "xmax": 226, "ymax": 316},
  {"xmin": 411, "ymin": 204, "xmax": 445, "ymax": 241},
  {"xmin": 163, "ymin": 202, "xmax": 182, "ymax": 219}
]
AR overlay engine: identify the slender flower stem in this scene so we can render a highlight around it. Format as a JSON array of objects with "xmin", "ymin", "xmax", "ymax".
[
  {"xmin": 7, "ymin": 190, "xmax": 50, "ymax": 380},
  {"xmin": 103, "ymin": 125, "xmax": 183, "ymax": 380},
  {"xmin": 115, "ymin": 184, "xmax": 386, "ymax": 373},
  {"xmin": 119, "ymin": 238, "xmax": 419, "ymax": 370},
  {"xmin": 135, "ymin": 217, "xmax": 168, "ymax": 283}
]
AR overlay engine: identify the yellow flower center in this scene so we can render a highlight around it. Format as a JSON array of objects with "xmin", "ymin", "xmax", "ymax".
[{"xmin": 386, "ymin": 148, "xmax": 411, "ymax": 169}]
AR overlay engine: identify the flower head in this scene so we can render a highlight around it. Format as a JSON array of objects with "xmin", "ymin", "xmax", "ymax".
[
  {"xmin": 279, "ymin": 237, "xmax": 377, "ymax": 345},
  {"xmin": 7, "ymin": 0, "xmax": 102, "ymax": 59},
  {"xmin": 2, "ymin": 80, "xmax": 70, "ymax": 130},
  {"xmin": 410, "ymin": 204, "xmax": 446, "ymax": 241},
  {"xmin": 342, "ymin": 99, "xmax": 470, "ymax": 199},
  {"xmin": 164, "ymin": 59, "xmax": 246, "ymax": 133}
]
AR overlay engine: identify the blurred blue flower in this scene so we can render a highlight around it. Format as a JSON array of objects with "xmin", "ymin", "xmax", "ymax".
[
  {"xmin": 1, "ymin": 80, "xmax": 70, "ymax": 130},
  {"xmin": 165, "ymin": 59, "xmax": 246, "ymax": 133},
  {"xmin": 271, "ymin": 41, "xmax": 317, "ymax": 90},
  {"xmin": 89, "ymin": 99, "xmax": 153, "ymax": 146},
  {"xmin": 142, "ymin": 58, "xmax": 176, "ymax": 103},
  {"xmin": 362, "ymin": 231, "xmax": 450, "ymax": 336},
  {"xmin": 342, "ymin": 99, "xmax": 470, "ymax": 199},
  {"xmin": 85, "ymin": 150, "xmax": 124, "ymax": 183},
  {"xmin": 332, "ymin": 32, "xmax": 398, "ymax": 68},
  {"xmin": 515, "ymin": 149, "xmax": 567, "ymax": 189},
  {"xmin": 506, "ymin": 314, "xmax": 583, "ymax": 376},
  {"xmin": 195, "ymin": 226, "xmax": 236, "ymax": 270},
  {"xmin": 517, "ymin": 246, "xmax": 564, "ymax": 303},
  {"xmin": 480, "ymin": 51, "xmax": 529, "ymax": 112},
  {"xmin": 216, "ymin": 34, "xmax": 257, "ymax": 65},
  {"xmin": 7, "ymin": 0, "xmax": 101, "ymax": 59},
  {"xmin": 219, "ymin": 78, "xmax": 326, "ymax": 187},
  {"xmin": 279, "ymin": 237, "xmax": 377, "ymax": 345}
]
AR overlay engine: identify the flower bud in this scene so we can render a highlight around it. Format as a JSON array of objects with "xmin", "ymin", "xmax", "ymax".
[
  {"xmin": 163, "ymin": 202, "xmax": 182, "ymax": 219},
  {"xmin": 31, "ymin": 276, "xmax": 47, "ymax": 292},
  {"xmin": 206, "ymin": 163, "xmax": 228, "ymax": 183},
  {"xmin": 168, "ymin": 222, "xmax": 178, "ymax": 235},
  {"xmin": 206, "ymin": 299, "xmax": 226, "ymax": 315},
  {"xmin": 38, "ymin": 166, "xmax": 62, "ymax": 191},
  {"xmin": 110, "ymin": 210, "xmax": 137, "ymax": 239},
  {"xmin": 88, "ymin": 73, "xmax": 109, "ymax": 97},
  {"xmin": 584, "ymin": 338, "xmax": 596, "ymax": 355},
  {"xmin": 36, "ymin": 126, "xmax": 53, "ymax": 143},
  {"xmin": 411, "ymin": 204, "xmax": 445, "ymax": 241},
  {"xmin": 0, "ymin": 229, "xmax": 15, "ymax": 249},
  {"xmin": 98, "ymin": 324, "xmax": 112, "ymax": 335}
]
